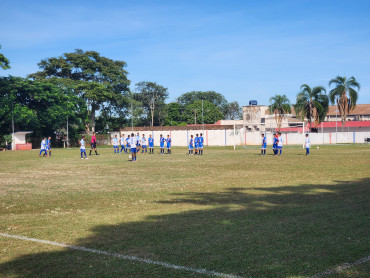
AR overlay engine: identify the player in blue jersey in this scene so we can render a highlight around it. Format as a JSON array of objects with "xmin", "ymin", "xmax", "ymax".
[
  {"xmin": 261, "ymin": 133, "xmax": 267, "ymax": 155},
  {"xmin": 39, "ymin": 137, "xmax": 48, "ymax": 157},
  {"xmin": 148, "ymin": 134, "xmax": 154, "ymax": 154},
  {"xmin": 272, "ymin": 133, "xmax": 278, "ymax": 155},
  {"xmin": 141, "ymin": 134, "xmax": 147, "ymax": 153},
  {"xmin": 188, "ymin": 135, "xmax": 194, "ymax": 155},
  {"xmin": 126, "ymin": 135, "xmax": 131, "ymax": 153},
  {"xmin": 46, "ymin": 136, "xmax": 52, "ymax": 156},
  {"xmin": 166, "ymin": 135, "xmax": 172, "ymax": 154},
  {"xmin": 194, "ymin": 134, "xmax": 199, "ymax": 155},
  {"xmin": 159, "ymin": 134, "xmax": 165, "ymax": 154},
  {"xmin": 136, "ymin": 132, "xmax": 141, "ymax": 147},
  {"xmin": 112, "ymin": 135, "xmax": 119, "ymax": 153},
  {"xmin": 120, "ymin": 134, "xmax": 126, "ymax": 153},
  {"xmin": 130, "ymin": 133, "xmax": 137, "ymax": 162},
  {"xmin": 198, "ymin": 133, "xmax": 204, "ymax": 155},
  {"xmin": 79, "ymin": 136, "xmax": 88, "ymax": 159},
  {"xmin": 305, "ymin": 134, "xmax": 310, "ymax": 155},
  {"xmin": 136, "ymin": 133, "xmax": 141, "ymax": 154}
]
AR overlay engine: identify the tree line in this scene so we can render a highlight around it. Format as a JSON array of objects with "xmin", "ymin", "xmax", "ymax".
[
  {"xmin": 0, "ymin": 48, "xmax": 242, "ymax": 145},
  {"xmin": 269, "ymin": 77, "xmax": 360, "ymax": 131}
]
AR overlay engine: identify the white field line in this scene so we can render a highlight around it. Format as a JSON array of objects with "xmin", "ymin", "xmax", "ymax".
[
  {"xmin": 309, "ymin": 255, "xmax": 370, "ymax": 278},
  {"xmin": 0, "ymin": 233, "xmax": 244, "ymax": 278}
]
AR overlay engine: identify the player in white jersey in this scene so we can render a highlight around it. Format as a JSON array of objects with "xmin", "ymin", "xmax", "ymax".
[
  {"xmin": 277, "ymin": 132, "xmax": 283, "ymax": 155},
  {"xmin": 39, "ymin": 137, "xmax": 48, "ymax": 157},
  {"xmin": 141, "ymin": 134, "xmax": 147, "ymax": 153},
  {"xmin": 305, "ymin": 134, "xmax": 310, "ymax": 155},
  {"xmin": 79, "ymin": 136, "xmax": 88, "ymax": 159},
  {"xmin": 261, "ymin": 133, "xmax": 267, "ymax": 155},
  {"xmin": 112, "ymin": 135, "xmax": 119, "ymax": 154},
  {"xmin": 130, "ymin": 133, "xmax": 137, "ymax": 162}
]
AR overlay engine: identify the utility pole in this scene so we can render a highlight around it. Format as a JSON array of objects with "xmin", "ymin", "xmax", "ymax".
[
  {"xmin": 335, "ymin": 107, "xmax": 338, "ymax": 144},
  {"xmin": 202, "ymin": 100, "xmax": 204, "ymax": 132},
  {"xmin": 131, "ymin": 102, "xmax": 133, "ymax": 132},
  {"xmin": 67, "ymin": 117, "xmax": 69, "ymax": 148},
  {"xmin": 12, "ymin": 101, "xmax": 14, "ymax": 150}
]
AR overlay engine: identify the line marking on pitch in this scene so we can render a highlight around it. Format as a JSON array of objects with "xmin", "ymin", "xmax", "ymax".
[
  {"xmin": 0, "ymin": 233, "xmax": 244, "ymax": 278},
  {"xmin": 310, "ymin": 255, "xmax": 370, "ymax": 278}
]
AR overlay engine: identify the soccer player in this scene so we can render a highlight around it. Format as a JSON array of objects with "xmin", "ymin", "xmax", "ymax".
[
  {"xmin": 126, "ymin": 135, "xmax": 131, "ymax": 153},
  {"xmin": 46, "ymin": 136, "xmax": 52, "ymax": 156},
  {"xmin": 194, "ymin": 134, "xmax": 199, "ymax": 155},
  {"xmin": 198, "ymin": 133, "xmax": 204, "ymax": 155},
  {"xmin": 148, "ymin": 134, "xmax": 154, "ymax": 154},
  {"xmin": 134, "ymin": 132, "xmax": 141, "ymax": 154},
  {"xmin": 159, "ymin": 134, "xmax": 165, "ymax": 154},
  {"xmin": 305, "ymin": 134, "xmax": 310, "ymax": 155},
  {"xmin": 136, "ymin": 132, "xmax": 141, "ymax": 146},
  {"xmin": 39, "ymin": 137, "xmax": 48, "ymax": 157},
  {"xmin": 166, "ymin": 135, "xmax": 172, "ymax": 154},
  {"xmin": 277, "ymin": 132, "xmax": 283, "ymax": 155},
  {"xmin": 188, "ymin": 135, "xmax": 194, "ymax": 155},
  {"xmin": 130, "ymin": 133, "xmax": 137, "ymax": 162},
  {"xmin": 89, "ymin": 132, "xmax": 99, "ymax": 155},
  {"xmin": 261, "ymin": 133, "xmax": 267, "ymax": 155},
  {"xmin": 141, "ymin": 134, "xmax": 147, "ymax": 153},
  {"xmin": 120, "ymin": 134, "xmax": 126, "ymax": 153},
  {"xmin": 112, "ymin": 135, "xmax": 119, "ymax": 153},
  {"xmin": 272, "ymin": 133, "xmax": 278, "ymax": 155},
  {"xmin": 79, "ymin": 136, "xmax": 88, "ymax": 159}
]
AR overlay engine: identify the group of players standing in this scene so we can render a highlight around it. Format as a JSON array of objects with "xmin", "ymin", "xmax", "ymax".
[
  {"xmin": 111, "ymin": 132, "xmax": 172, "ymax": 162},
  {"xmin": 188, "ymin": 133, "xmax": 204, "ymax": 155},
  {"xmin": 260, "ymin": 132, "xmax": 284, "ymax": 156},
  {"xmin": 261, "ymin": 132, "xmax": 311, "ymax": 156}
]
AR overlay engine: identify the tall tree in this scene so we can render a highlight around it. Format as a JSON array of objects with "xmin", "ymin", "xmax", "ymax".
[
  {"xmin": 177, "ymin": 91, "xmax": 229, "ymax": 116},
  {"xmin": 294, "ymin": 84, "xmax": 329, "ymax": 131},
  {"xmin": 165, "ymin": 102, "xmax": 184, "ymax": 126},
  {"xmin": 329, "ymin": 76, "xmax": 360, "ymax": 126},
  {"xmin": 133, "ymin": 81, "xmax": 168, "ymax": 126},
  {"xmin": 28, "ymin": 49, "xmax": 130, "ymax": 132},
  {"xmin": 182, "ymin": 100, "xmax": 223, "ymax": 125},
  {"xmin": 224, "ymin": 101, "xmax": 242, "ymax": 120},
  {"xmin": 269, "ymin": 94, "xmax": 291, "ymax": 131},
  {"xmin": 0, "ymin": 45, "xmax": 10, "ymax": 70},
  {"xmin": 0, "ymin": 77, "xmax": 85, "ymax": 137}
]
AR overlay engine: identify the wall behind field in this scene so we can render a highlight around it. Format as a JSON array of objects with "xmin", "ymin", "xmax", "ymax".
[{"xmin": 111, "ymin": 128, "xmax": 370, "ymax": 146}]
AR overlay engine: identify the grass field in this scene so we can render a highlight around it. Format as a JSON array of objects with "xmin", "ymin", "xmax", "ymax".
[{"xmin": 0, "ymin": 145, "xmax": 369, "ymax": 277}]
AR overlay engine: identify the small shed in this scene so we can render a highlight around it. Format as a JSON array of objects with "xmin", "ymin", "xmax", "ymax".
[{"xmin": 12, "ymin": 131, "xmax": 33, "ymax": 150}]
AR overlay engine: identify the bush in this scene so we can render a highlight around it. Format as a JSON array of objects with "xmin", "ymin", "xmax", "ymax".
[{"xmin": 3, "ymin": 134, "xmax": 12, "ymax": 143}]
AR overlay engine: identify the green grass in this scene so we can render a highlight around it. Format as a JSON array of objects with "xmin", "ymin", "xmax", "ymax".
[{"xmin": 0, "ymin": 145, "xmax": 369, "ymax": 277}]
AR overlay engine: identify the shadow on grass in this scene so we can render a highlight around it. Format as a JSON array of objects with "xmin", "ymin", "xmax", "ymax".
[{"xmin": 1, "ymin": 178, "xmax": 369, "ymax": 277}]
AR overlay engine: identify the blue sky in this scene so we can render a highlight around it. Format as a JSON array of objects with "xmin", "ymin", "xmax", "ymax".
[{"xmin": 1, "ymin": 0, "xmax": 370, "ymax": 105}]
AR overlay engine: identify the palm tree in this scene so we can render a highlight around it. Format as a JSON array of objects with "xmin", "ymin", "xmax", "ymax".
[
  {"xmin": 269, "ymin": 94, "xmax": 291, "ymax": 131},
  {"xmin": 328, "ymin": 76, "xmax": 360, "ymax": 127},
  {"xmin": 294, "ymin": 84, "xmax": 329, "ymax": 131}
]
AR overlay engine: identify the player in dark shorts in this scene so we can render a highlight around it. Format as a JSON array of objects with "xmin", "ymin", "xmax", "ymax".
[{"xmin": 89, "ymin": 132, "xmax": 99, "ymax": 155}]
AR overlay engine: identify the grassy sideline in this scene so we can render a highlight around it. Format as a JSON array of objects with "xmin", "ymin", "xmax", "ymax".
[{"xmin": 0, "ymin": 145, "xmax": 369, "ymax": 277}]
